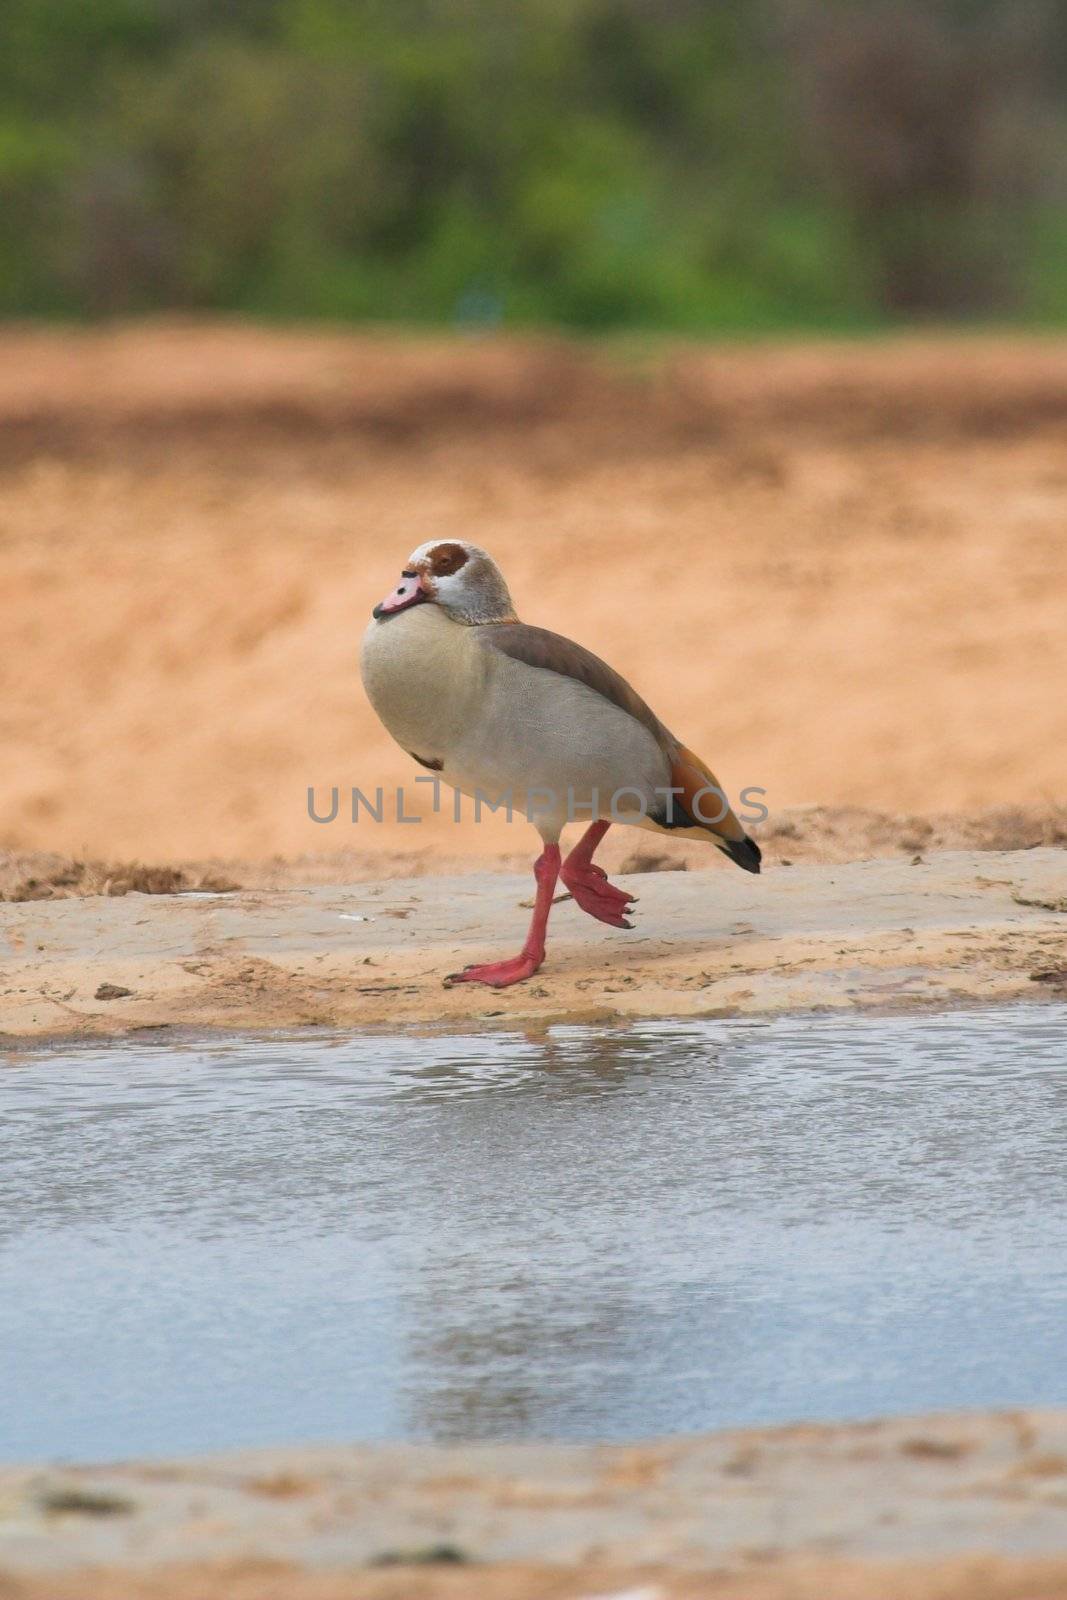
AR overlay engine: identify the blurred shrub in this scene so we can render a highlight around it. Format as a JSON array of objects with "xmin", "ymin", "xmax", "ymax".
[
  {"xmin": 782, "ymin": 0, "xmax": 1067, "ymax": 314},
  {"xmin": 0, "ymin": 0, "xmax": 1065, "ymax": 327}
]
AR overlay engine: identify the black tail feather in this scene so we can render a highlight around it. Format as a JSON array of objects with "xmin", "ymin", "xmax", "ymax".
[{"xmin": 721, "ymin": 834, "xmax": 761, "ymax": 874}]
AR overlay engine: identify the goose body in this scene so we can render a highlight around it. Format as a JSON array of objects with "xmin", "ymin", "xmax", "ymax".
[
  {"xmin": 360, "ymin": 539, "xmax": 760, "ymax": 987},
  {"xmin": 361, "ymin": 604, "xmax": 667, "ymax": 834}
]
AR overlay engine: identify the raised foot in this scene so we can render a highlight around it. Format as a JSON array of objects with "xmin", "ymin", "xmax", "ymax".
[
  {"xmin": 444, "ymin": 953, "xmax": 542, "ymax": 989},
  {"xmin": 560, "ymin": 863, "xmax": 636, "ymax": 929}
]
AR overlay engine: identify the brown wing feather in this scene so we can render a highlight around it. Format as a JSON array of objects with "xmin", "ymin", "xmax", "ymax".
[
  {"xmin": 478, "ymin": 623, "xmax": 758, "ymax": 868},
  {"xmin": 477, "ymin": 623, "xmax": 672, "ymax": 753}
]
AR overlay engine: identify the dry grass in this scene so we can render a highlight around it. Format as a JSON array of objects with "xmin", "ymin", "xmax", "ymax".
[{"xmin": 0, "ymin": 852, "xmax": 239, "ymax": 901}]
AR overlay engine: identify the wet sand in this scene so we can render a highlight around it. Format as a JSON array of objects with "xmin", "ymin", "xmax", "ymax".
[
  {"xmin": 3, "ymin": 847, "xmax": 1066, "ymax": 1040},
  {"xmin": 3, "ymin": 1411, "xmax": 1067, "ymax": 1598}
]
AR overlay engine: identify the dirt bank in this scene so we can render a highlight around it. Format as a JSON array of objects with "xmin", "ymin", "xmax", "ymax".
[
  {"xmin": 8, "ymin": 1559, "xmax": 1067, "ymax": 1600},
  {"xmin": 3, "ymin": 1410, "xmax": 1067, "ymax": 1598},
  {"xmin": 2, "ymin": 324, "xmax": 1066, "ymax": 864},
  {"xmin": 3, "ymin": 800, "xmax": 1067, "ymax": 907},
  {"xmin": 3, "ymin": 847, "xmax": 1065, "ymax": 1040}
]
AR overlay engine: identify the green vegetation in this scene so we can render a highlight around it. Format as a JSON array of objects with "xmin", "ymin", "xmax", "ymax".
[{"xmin": 2, "ymin": 0, "xmax": 1066, "ymax": 329}]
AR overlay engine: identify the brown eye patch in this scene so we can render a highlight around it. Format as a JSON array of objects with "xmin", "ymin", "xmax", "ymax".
[{"xmin": 428, "ymin": 542, "xmax": 469, "ymax": 577}]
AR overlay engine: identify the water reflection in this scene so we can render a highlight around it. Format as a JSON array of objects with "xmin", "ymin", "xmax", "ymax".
[
  {"xmin": 2, "ymin": 1005, "xmax": 1066, "ymax": 1461},
  {"xmin": 394, "ymin": 1025, "xmax": 676, "ymax": 1438}
]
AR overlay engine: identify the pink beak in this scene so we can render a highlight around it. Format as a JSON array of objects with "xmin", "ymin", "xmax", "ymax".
[{"xmin": 373, "ymin": 570, "xmax": 427, "ymax": 619}]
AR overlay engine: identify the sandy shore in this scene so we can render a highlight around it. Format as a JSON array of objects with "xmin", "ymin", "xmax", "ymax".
[
  {"xmin": 2, "ymin": 324, "xmax": 1067, "ymax": 865},
  {"xmin": 3, "ymin": 323, "xmax": 1064, "ymax": 1034},
  {"xmin": 3, "ymin": 846, "xmax": 1065, "ymax": 1040},
  {"xmin": 3, "ymin": 1410, "xmax": 1067, "ymax": 1598}
]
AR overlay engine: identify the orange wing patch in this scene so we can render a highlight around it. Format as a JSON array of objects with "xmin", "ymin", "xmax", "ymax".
[{"xmin": 670, "ymin": 744, "xmax": 746, "ymax": 842}]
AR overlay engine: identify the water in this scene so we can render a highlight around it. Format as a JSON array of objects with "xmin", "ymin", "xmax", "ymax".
[{"xmin": 2, "ymin": 1005, "xmax": 1066, "ymax": 1463}]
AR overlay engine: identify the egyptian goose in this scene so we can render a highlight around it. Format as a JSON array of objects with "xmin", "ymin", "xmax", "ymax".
[{"xmin": 361, "ymin": 541, "xmax": 760, "ymax": 988}]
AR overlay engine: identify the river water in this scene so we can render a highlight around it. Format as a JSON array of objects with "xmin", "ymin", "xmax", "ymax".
[{"xmin": 2, "ymin": 1004, "xmax": 1066, "ymax": 1462}]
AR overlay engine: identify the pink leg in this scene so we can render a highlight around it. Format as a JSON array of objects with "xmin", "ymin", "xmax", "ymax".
[
  {"xmin": 446, "ymin": 844, "xmax": 561, "ymax": 988},
  {"xmin": 560, "ymin": 821, "xmax": 636, "ymax": 930}
]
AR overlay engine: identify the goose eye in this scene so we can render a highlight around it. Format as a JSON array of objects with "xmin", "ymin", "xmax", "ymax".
[{"xmin": 431, "ymin": 542, "xmax": 468, "ymax": 577}]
